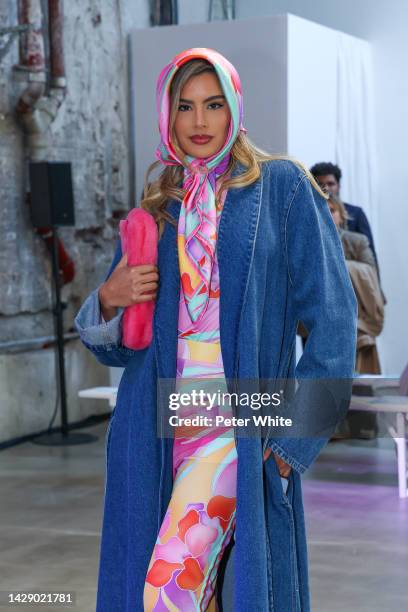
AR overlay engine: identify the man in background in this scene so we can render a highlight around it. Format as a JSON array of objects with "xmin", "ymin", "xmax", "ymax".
[
  {"xmin": 310, "ymin": 162, "xmax": 379, "ymax": 273},
  {"xmin": 310, "ymin": 162, "xmax": 383, "ymax": 439}
]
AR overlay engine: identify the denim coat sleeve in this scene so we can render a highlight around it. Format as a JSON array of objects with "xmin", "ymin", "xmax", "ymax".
[
  {"xmin": 266, "ymin": 174, "xmax": 358, "ymax": 473},
  {"xmin": 74, "ymin": 239, "xmax": 141, "ymax": 368}
]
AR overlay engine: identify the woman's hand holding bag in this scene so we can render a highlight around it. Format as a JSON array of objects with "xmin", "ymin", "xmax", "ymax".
[
  {"xmin": 119, "ymin": 209, "xmax": 159, "ymax": 349},
  {"xmin": 99, "ymin": 209, "xmax": 159, "ymax": 350}
]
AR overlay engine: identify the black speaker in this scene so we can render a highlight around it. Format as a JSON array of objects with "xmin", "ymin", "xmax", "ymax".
[{"xmin": 29, "ymin": 161, "xmax": 75, "ymax": 227}]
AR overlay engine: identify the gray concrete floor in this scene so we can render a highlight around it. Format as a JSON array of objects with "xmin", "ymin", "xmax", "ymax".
[
  {"xmin": 304, "ymin": 438, "xmax": 408, "ymax": 612},
  {"xmin": 0, "ymin": 424, "xmax": 406, "ymax": 611},
  {"xmin": 0, "ymin": 426, "xmax": 105, "ymax": 612}
]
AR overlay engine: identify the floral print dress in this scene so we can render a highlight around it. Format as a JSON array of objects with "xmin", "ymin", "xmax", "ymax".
[{"xmin": 144, "ymin": 186, "xmax": 237, "ymax": 611}]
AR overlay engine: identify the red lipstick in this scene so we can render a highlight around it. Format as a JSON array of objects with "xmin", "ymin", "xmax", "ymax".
[{"xmin": 190, "ymin": 135, "xmax": 213, "ymax": 145}]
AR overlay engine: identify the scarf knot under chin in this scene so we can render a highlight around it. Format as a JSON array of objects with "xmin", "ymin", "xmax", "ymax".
[{"xmin": 187, "ymin": 158, "xmax": 210, "ymax": 174}]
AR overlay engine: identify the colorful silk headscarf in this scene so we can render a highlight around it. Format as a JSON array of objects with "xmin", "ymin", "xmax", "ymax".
[{"xmin": 155, "ymin": 48, "xmax": 246, "ymax": 324}]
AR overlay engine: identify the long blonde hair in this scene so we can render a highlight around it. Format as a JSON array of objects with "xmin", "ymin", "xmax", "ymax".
[
  {"xmin": 141, "ymin": 59, "xmax": 327, "ymax": 238},
  {"xmin": 328, "ymin": 195, "xmax": 350, "ymax": 229}
]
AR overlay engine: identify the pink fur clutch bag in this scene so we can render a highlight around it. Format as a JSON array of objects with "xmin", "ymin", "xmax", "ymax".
[{"xmin": 119, "ymin": 208, "xmax": 158, "ymax": 350}]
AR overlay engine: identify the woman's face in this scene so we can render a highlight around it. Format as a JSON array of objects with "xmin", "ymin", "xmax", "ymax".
[
  {"xmin": 328, "ymin": 203, "xmax": 342, "ymax": 228},
  {"xmin": 173, "ymin": 71, "xmax": 231, "ymax": 159}
]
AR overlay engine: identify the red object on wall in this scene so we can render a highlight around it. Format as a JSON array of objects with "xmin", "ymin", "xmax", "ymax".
[{"xmin": 36, "ymin": 227, "xmax": 75, "ymax": 285}]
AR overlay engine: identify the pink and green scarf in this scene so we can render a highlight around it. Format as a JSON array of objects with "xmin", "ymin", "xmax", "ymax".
[{"xmin": 155, "ymin": 47, "xmax": 246, "ymax": 324}]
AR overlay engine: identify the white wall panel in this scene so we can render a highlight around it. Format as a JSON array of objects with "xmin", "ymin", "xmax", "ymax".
[{"xmin": 130, "ymin": 17, "xmax": 288, "ymax": 198}]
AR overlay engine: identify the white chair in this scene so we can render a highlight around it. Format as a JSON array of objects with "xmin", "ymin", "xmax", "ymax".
[
  {"xmin": 78, "ymin": 367, "xmax": 123, "ymax": 409},
  {"xmin": 350, "ymin": 364, "xmax": 408, "ymax": 498}
]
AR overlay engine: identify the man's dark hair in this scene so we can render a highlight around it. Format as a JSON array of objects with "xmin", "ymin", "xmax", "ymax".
[{"xmin": 310, "ymin": 162, "xmax": 342, "ymax": 183}]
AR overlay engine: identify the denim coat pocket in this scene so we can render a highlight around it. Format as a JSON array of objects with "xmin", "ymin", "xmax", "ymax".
[{"xmin": 266, "ymin": 450, "xmax": 294, "ymax": 507}]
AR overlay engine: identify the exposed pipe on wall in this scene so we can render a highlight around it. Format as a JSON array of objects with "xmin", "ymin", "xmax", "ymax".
[
  {"xmin": 48, "ymin": 0, "xmax": 65, "ymax": 83},
  {"xmin": 14, "ymin": 2, "xmax": 75, "ymax": 284},
  {"xmin": 15, "ymin": 0, "xmax": 67, "ymax": 159},
  {"xmin": 15, "ymin": 0, "xmax": 46, "ymax": 140},
  {"xmin": 17, "ymin": 0, "xmax": 45, "ymax": 71},
  {"xmin": 0, "ymin": 332, "xmax": 79, "ymax": 354}
]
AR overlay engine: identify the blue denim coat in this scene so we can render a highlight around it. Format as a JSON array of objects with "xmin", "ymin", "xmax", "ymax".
[{"xmin": 75, "ymin": 159, "xmax": 357, "ymax": 611}]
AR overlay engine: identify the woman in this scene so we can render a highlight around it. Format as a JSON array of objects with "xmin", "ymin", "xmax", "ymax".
[
  {"xmin": 75, "ymin": 48, "xmax": 357, "ymax": 612},
  {"xmin": 328, "ymin": 195, "xmax": 384, "ymax": 374}
]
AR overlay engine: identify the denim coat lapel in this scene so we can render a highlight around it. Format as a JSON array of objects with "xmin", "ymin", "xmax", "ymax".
[
  {"xmin": 153, "ymin": 162, "xmax": 264, "ymax": 386},
  {"xmin": 217, "ymin": 166, "xmax": 263, "ymax": 383}
]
